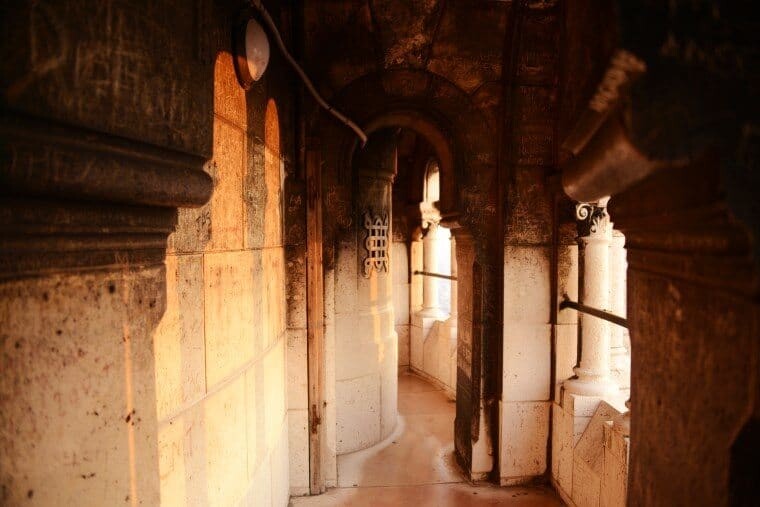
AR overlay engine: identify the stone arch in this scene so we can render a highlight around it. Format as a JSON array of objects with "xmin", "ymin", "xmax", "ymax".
[
  {"xmin": 310, "ymin": 68, "xmax": 502, "ymax": 480},
  {"xmin": 312, "ymin": 69, "xmax": 498, "ymax": 229}
]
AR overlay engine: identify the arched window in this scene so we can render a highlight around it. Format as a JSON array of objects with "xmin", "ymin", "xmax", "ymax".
[{"xmin": 424, "ymin": 159, "xmax": 440, "ymax": 206}]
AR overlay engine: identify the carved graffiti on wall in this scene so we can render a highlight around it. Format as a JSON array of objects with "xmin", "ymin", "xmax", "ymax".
[{"xmin": 363, "ymin": 212, "xmax": 389, "ymax": 277}]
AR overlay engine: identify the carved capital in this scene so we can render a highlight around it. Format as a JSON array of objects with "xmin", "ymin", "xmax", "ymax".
[
  {"xmin": 419, "ymin": 201, "xmax": 441, "ymax": 230},
  {"xmin": 576, "ymin": 201, "xmax": 610, "ymax": 238}
]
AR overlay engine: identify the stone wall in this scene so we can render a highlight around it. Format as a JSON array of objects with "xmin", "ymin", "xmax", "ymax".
[
  {"xmin": 333, "ymin": 131, "xmax": 399, "ymax": 455},
  {"xmin": 499, "ymin": 0, "xmax": 562, "ymax": 485},
  {"xmin": 155, "ymin": 50, "xmax": 291, "ymax": 506},
  {"xmin": 304, "ymin": 0, "xmax": 509, "ymax": 479},
  {"xmin": 556, "ymin": 2, "xmax": 760, "ymax": 505},
  {"xmin": 0, "ymin": 1, "xmax": 298, "ymax": 505}
]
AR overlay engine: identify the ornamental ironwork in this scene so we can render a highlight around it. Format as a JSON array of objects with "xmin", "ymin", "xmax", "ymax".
[{"xmin": 363, "ymin": 212, "xmax": 389, "ymax": 277}]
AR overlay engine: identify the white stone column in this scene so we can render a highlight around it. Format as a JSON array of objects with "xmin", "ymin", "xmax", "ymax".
[
  {"xmin": 564, "ymin": 200, "xmax": 618, "ymax": 396},
  {"xmin": 609, "ymin": 229, "xmax": 630, "ymax": 391},
  {"xmin": 419, "ymin": 221, "xmax": 450, "ymax": 318}
]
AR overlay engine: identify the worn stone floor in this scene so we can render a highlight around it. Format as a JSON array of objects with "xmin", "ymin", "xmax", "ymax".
[{"xmin": 290, "ymin": 371, "xmax": 563, "ymax": 507}]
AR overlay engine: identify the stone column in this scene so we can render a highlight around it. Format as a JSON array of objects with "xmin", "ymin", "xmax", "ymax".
[
  {"xmin": 419, "ymin": 221, "xmax": 450, "ymax": 318},
  {"xmin": 609, "ymin": 229, "xmax": 630, "ymax": 391},
  {"xmin": 564, "ymin": 199, "xmax": 618, "ymax": 396},
  {"xmin": 334, "ymin": 130, "xmax": 398, "ymax": 454}
]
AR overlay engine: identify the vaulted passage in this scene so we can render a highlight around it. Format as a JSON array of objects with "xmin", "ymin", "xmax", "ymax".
[
  {"xmin": 1, "ymin": 1, "xmax": 757, "ymax": 506},
  {"xmin": 292, "ymin": 372, "xmax": 562, "ymax": 506}
]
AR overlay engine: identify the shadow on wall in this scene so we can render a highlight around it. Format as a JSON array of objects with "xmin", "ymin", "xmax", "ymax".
[
  {"xmin": 151, "ymin": 51, "xmax": 289, "ymax": 506},
  {"xmin": 0, "ymin": 266, "xmax": 166, "ymax": 506}
]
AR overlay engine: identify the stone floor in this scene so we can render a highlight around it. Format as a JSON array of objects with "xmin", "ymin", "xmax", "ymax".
[{"xmin": 290, "ymin": 371, "xmax": 563, "ymax": 507}]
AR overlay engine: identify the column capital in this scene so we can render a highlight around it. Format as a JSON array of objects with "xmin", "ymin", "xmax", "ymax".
[
  {"xmin": 420, "ymin": 201, "xmax": 441, "ymax": 230},
  {"xmin": 576, "ymin": 200, "xmax": 611, "ymax": 238}
]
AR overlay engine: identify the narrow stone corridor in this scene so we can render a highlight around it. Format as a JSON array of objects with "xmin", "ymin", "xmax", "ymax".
[{"xmin": 291, "ymin": 372, "xmax": 562, "ymax": 506}]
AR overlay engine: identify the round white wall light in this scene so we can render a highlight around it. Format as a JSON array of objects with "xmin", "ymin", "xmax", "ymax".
[{"xmin": 234, "ymin": 18, "xmax": 270, "ymax": 89}]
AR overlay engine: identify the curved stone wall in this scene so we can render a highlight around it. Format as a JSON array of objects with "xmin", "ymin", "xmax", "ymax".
[{"xmin": 334, "ymin": 132, "xmax": 399, "ymax": 454}]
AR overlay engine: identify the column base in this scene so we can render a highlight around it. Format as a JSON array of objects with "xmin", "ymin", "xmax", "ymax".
[
  {"xmin": 417, "ymin": 307, "xmax": 448, "ymax": 319},
  {"xmin": 563, "ymin": 376, "xmax": 619, "ymax": 397}
]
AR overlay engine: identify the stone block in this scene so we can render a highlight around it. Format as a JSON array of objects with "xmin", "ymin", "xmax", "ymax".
[
  {"xmin": 213, "ymin": 52, "xmax": 247, "ymax": 128},
  {"xmin": 503, "ymin": 246, "xmax": 551, "ymax": 325},
  {"xmin": 500, "ymin": 401, "xmax": 550, "ymax": 479},
  {"xmin": 422, "ymin": 320, "xmax": 443, "ymax": 379},
  {"xmin": 287, "ymin": 410, "xmax": 309, "ymax": 496},
  {"xmin": 207, "ymin": 119, "xmax": 245, "ymax": 252},
  {"xmin": 393, "ymin": 285, "xmax": 410, "ymax": 324},
  {"xmin": 505, "ymin": 166, "xmax": 553, "ymax": 244},
  {"xmin": 503, "ymin": 323, "xmax": 551, "ymax": 402},
  {"xmin": 285, "ymin": 245, "xmax": 307, "ymax": 330},
  {"xmin": 204, "ymin": 250, "xmax": 259, "ymax": 388},
  {"xmin": 262, "ymin": 247, "xmax": 287, "ymax": 351},
  {"xmin": 246, "ymin": 360, "xmax": 267, "ymax": 475},
  {"xmin": 323, "ymin": 390, "xmax": 338, "ymax": 488},
  {"xmin": 391, "ymin": 242, "xmax": 408, "ymax": 284},
  {"xmin": 572, "ymin": 456, "xmax": 601, "ymax": 507},
  {"xmin": 169, "ymin": 203, "xmax": 212, "ymax": 255},
  {"xmin": 333, "ymin": 242, "xmax": 358, "ymax": 315},
  {"xmin": 448, "ymin": 340, "xmax": 457, "ymax": 392},
  {"xmin": 601, "ymin": 422, "xmax": 628, "ymax": 507},
  {"xmin": 323, "ymin": 264, "xmax": 335, "ymax": 324},
  {"xmin": 287, "ymin": 329, "xmax": 308, "ymax": 410},
  {"xmin": 154, "ymin": 254, "xmax": 206, "ymax": 421},
  {"xmin": 324, "ymin": 314, "xmax": 338, "ymax": 486},
  {"xmin": 551, "ymin": 402, "xmax": 574, "ymax": 493},
  {"xmin": 203, "ymin": 375, "xmax": 248, "ymax": 506},
  {"xmin": 605, "ymin": 421, "xmax": 630, "ymax": 465},
  {"xmin": 380, "ymin": 359, "xmax": 399, "ymax": 439},
  {"xmin": 334, "ymin": 333, "xmax": 383, "ymax": 381},
  {"xmin": 397, "ymin": 324, "xmax": 410, "ymax": 367},
  {"xmin": 554, "ymin": 324, "xmax": 578, "ymax": 403},
  {"xmin": 270, "ymin": 422, "xmax": 291, "ymax": 507},
  {"xmin": 243, "ymin": 137, "xmax": 266, "ymax": 251},
  {"xmin": 562, "ymin": 391, "xmax": 603, "ymax": 418},
  {"xmin": 262, "ymin": 138, "xmax": 285, "ymax": 251},
  {"xmin": 571, "ymin": 401, "xmax": 621, "ymax": 507},
  {"xmin": 324, "ymin": 320, "xmax": 336, "ymax": 401},
  {"xmin": 335, "ymin": 373, "xmax": 381, "ymax": 454},
  {"xmin": 0, "ymin": 269, "xmax": 165, "ymax": 506},
  {"xmin": 410, "ymin": 320, "xmax": 424, "ymax": 370},
  {"xmin": 158, "ymin": 405, "xmax": 207, "ymax": 507},
  {"xmin": 264, "ymin": 341, "xmax": 287, "ymax": 446},
  {"xmin": 244, "ymin": 455, "xmax": 272, "ymax": 507},
  {"xmin": 556, "ymin": 244, "xmax": 579, "ymax": 324}
]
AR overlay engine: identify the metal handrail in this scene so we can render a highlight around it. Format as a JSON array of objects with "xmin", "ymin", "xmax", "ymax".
[
  {"xmin": 559, "ymin": 298, "xmax": 628, "ymax": 328},
  {"xmin": 413, "ymin": 270, "xmax": 458, "ymax": 281}
]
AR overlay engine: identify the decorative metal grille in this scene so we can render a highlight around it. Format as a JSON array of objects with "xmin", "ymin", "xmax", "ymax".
[{"xmin": 363, "ymin": 212, "xmax": 389, "ymax": 277}]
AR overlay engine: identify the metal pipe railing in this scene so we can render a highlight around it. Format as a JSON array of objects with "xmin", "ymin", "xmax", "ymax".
[
  {"xmin": 413, "ymin": 270, "xmax": 458, "ymax": 281},
  {"xmin": 559, "ymin": 297, "xmax": 628, "ymax": 328}
]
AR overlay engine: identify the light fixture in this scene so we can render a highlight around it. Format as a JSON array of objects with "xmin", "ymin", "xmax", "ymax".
[
  {"xmin": 233, "ymin": 2, "xmax": 368, "ymax": 145},
  {"xmin": 233, "ymin": 17, "xmax": 270, "ymax": 89}
]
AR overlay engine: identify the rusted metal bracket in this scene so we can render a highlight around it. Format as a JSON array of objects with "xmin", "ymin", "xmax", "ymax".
[
  {"xmin": 413, "ymin": 270, "xmax": 458, "ymax": 281},
  {"xmin": 559, "ymin": 297, "xmax": 628, "ymax": 328}
]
